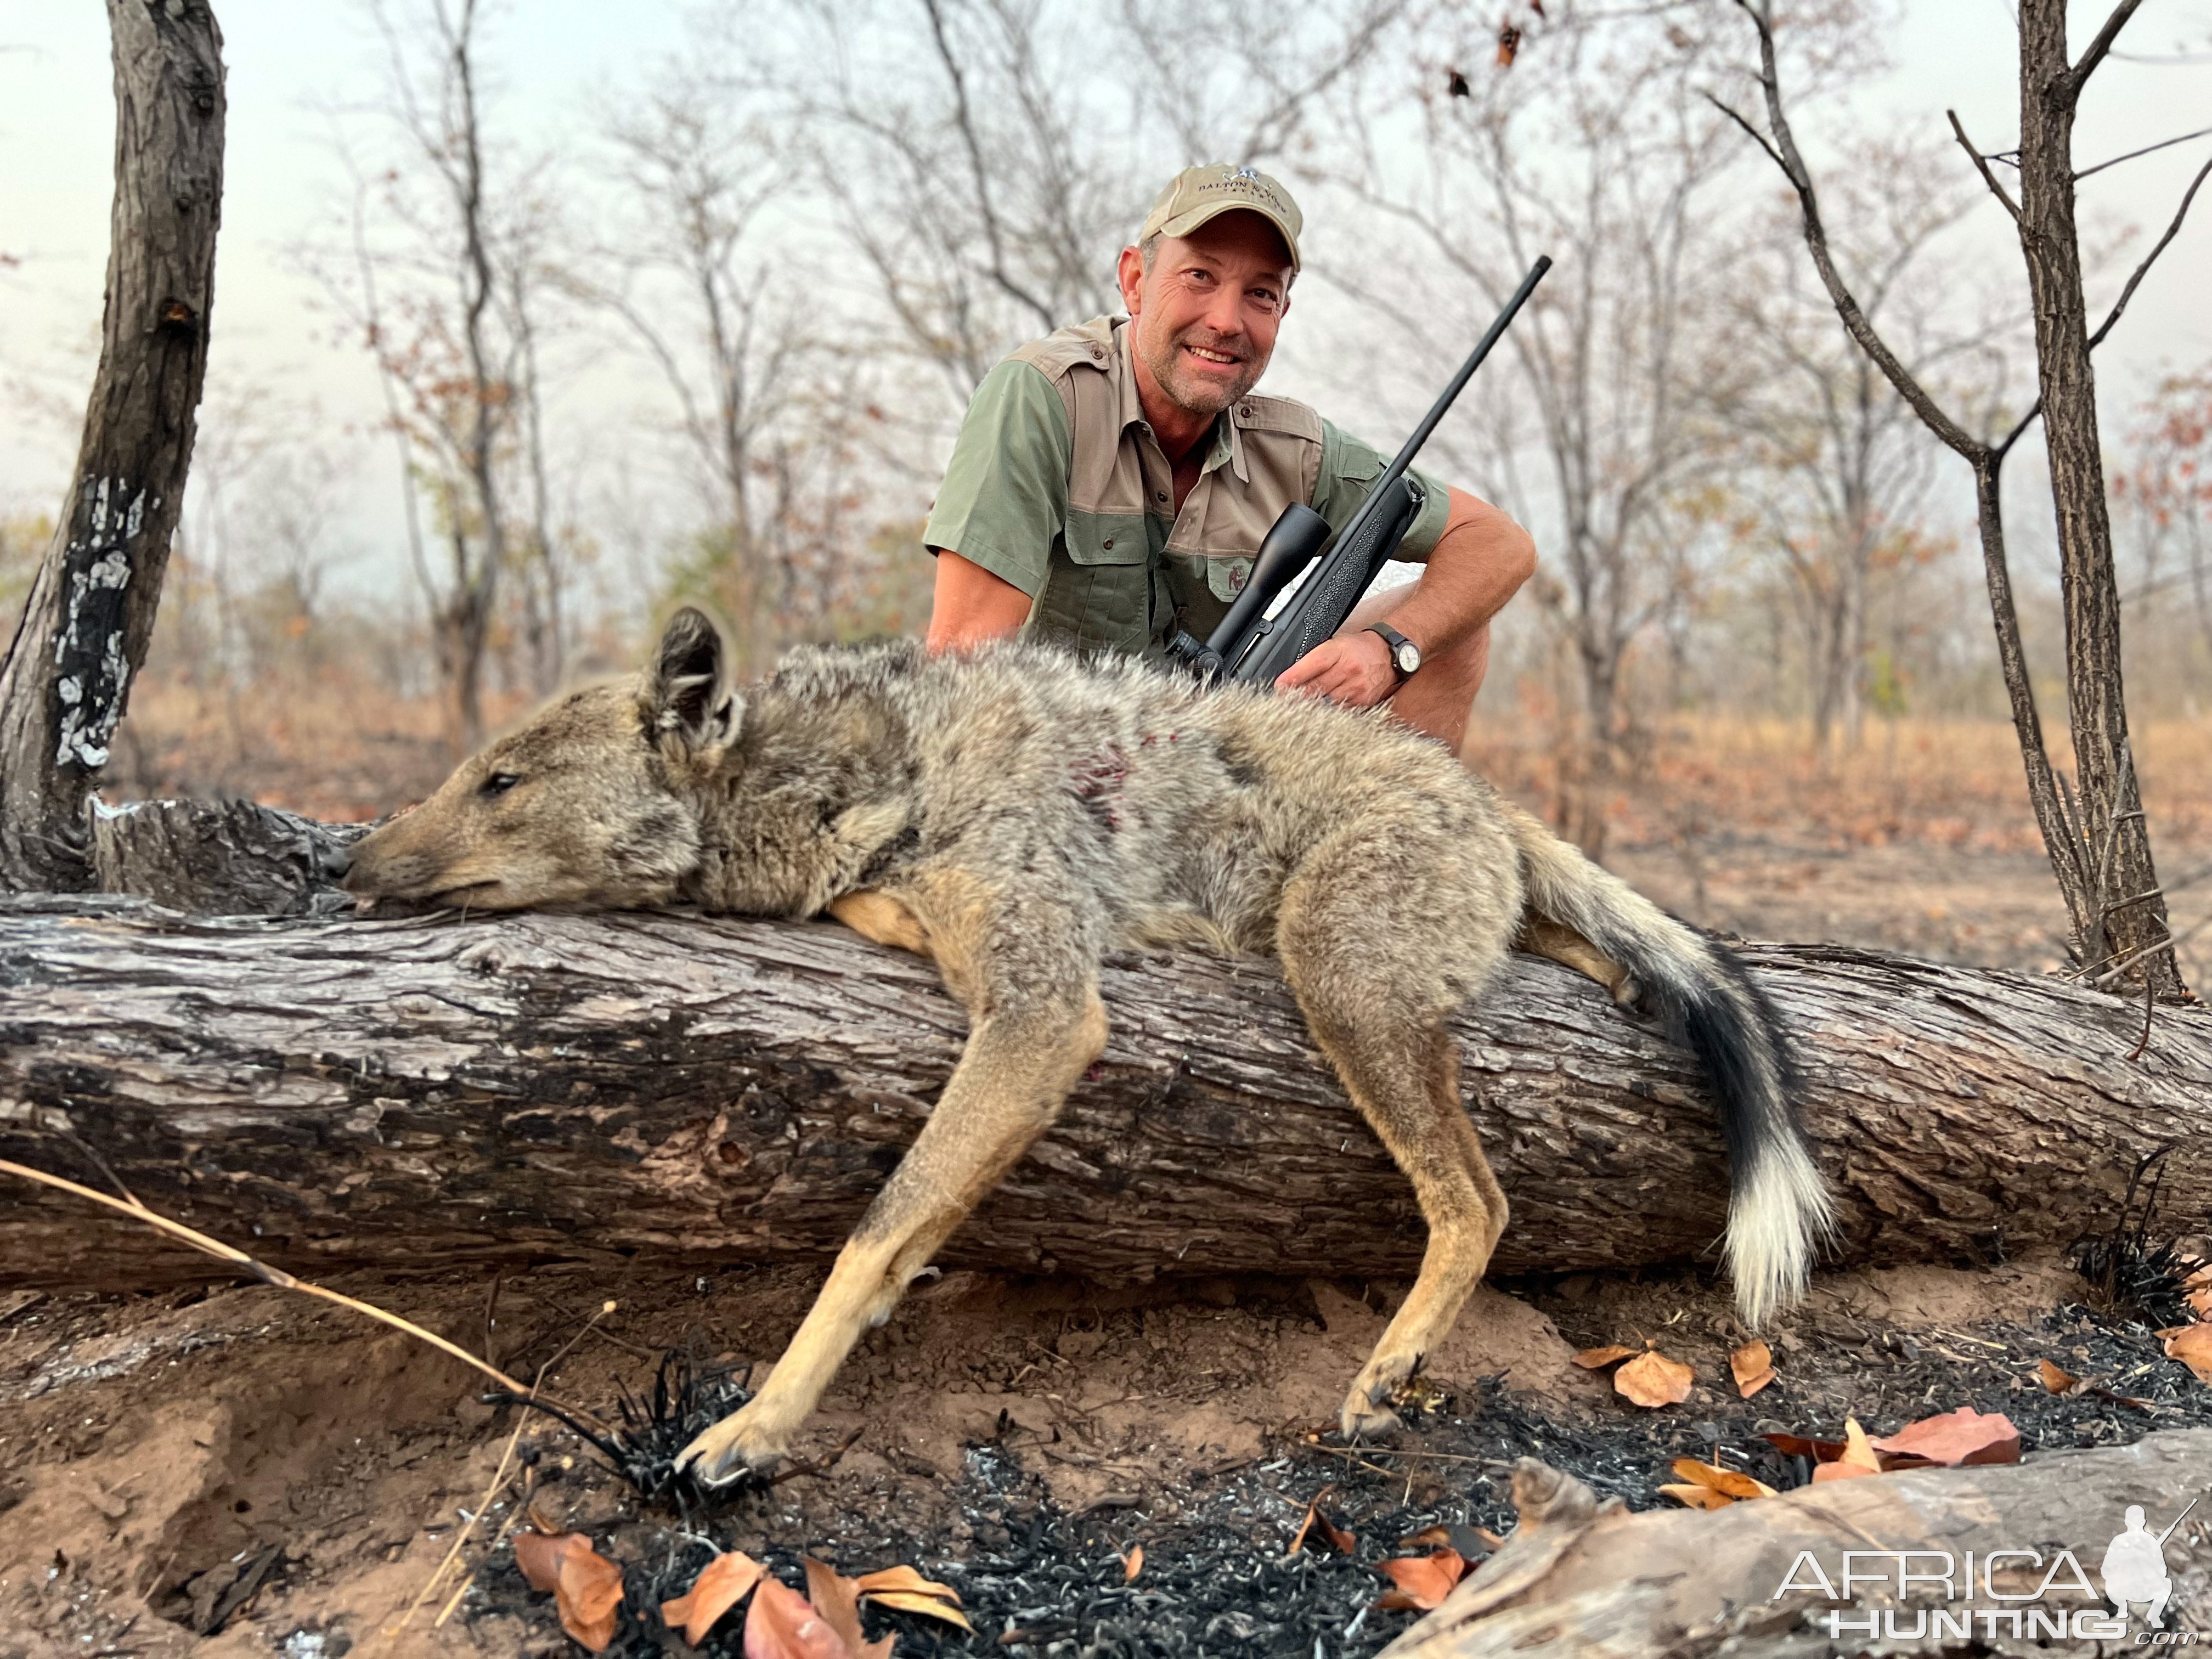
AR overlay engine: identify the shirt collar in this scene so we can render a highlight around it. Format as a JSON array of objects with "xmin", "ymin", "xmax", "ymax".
[{"xmin": 1110, "ymin": 317, "xmax": 1246, "ymax": 484}]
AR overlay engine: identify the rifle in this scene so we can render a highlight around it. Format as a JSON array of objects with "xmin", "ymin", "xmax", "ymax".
[{"xmin": 1165, "ymin": 256, "xmax": 1550, "ymax": 685}]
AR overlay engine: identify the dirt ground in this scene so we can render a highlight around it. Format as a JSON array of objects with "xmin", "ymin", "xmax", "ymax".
[{"xmin": 7, "ymin": 708, "xmax": 2210, "ymax": 1657}]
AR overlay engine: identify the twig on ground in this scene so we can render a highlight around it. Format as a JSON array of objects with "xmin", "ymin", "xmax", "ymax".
[{"xmin": 0, "ymin": 1158, "xmax": 547, "ymax": 1399}]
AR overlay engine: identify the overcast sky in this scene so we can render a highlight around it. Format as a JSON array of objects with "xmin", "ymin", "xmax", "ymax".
[{"xmin": 3, "ymin": 1, "xmax": 2208, "ymax": 585}]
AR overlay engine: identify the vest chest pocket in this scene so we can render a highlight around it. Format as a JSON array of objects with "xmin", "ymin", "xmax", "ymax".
[{"xmin": 1030, "ymin": 515, "xmax": 1154, "ymax": 655}]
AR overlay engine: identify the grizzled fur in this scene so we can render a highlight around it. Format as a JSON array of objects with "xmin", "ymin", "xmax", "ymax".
[{"xmin": 345, "ymin": 609, "xmax": 1835, "ymax": 1486}]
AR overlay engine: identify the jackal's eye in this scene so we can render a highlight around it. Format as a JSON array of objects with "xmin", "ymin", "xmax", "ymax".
[{"xmin": 480, "ymin": 772, "xmax": 522, "ymax": 798}]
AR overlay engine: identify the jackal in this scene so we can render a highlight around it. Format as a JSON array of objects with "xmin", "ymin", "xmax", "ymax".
[{"xmin": 343, "ymin": 608, "xmax": 1833, "ymax": 1486}]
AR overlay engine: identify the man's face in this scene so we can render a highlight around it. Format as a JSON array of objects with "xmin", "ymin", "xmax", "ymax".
[{"xmin": 1118, "ymin": 212, "xmax": 1293, "ymax": 421}]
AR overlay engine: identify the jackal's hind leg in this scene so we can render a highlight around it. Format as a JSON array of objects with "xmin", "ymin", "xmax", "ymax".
[
  {"xmin": 1278, "ymin": 861, "xmax": 1512, "ymax": 1440},
  {"xmin": 1517, "ymin": 915, "xmax": 1640, "ymax": 1007}
]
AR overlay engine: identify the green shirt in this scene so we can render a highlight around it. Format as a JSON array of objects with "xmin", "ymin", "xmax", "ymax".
[{"xmin": 923, "ymin": 317, "xmax": 1451, "ymax": 657}]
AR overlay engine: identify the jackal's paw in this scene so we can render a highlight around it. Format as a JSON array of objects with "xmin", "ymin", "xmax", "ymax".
[
  {"xmin": 1339, "ymin": 1352, "xmax": 1419, "ymax": 1441},
  {"xmin": 674, "ymin": 1407, "xmax": 788, "ymax": 1488}
]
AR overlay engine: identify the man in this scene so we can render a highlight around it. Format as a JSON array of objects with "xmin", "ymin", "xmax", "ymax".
[{"xmin": 922, "ymin": 163, "xmax": 1536, "ymax": 749}]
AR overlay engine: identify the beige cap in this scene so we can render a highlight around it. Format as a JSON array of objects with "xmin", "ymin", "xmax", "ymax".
[{"xmin": 1138, "ymin": 163, "xmax": 1302, "ymax": 272}]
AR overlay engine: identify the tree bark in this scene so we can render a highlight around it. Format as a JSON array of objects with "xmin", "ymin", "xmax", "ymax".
[
  {"xmin": 1384, "ymin": 1431, "xmax": 2212, "ymax": 1657},
  {"xmin": 1, "ymin": 898, "xmax": 2206, "ymax": 1292},
  {"xmin": 0, "ymin": 0, "xmax": 225, "ymax": 891},
  {"xmin": 2013, "ymin": 0, "xmax": 2178, "ymax": 997}
]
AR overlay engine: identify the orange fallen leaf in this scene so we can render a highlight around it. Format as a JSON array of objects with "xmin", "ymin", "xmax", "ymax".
[
  {"xmin": 1659, "ymin": 1482, "xmax": 1733, "ymax": 1509},
  {"xmin": 1376, "ymin": 1548, "xmax": 1470, "ymax": 1612},
  {"xmin": 803, "ymin": 1560, "xmax": 872, "ymax": 1658},
  {"xmin": 662, "ymin": 1551, "xmax": 766, "ymax": 1646},
  {"xmin": 1811, "ymin": 1415, "xmax": 1883, "ymax": 1482},
  {"xmin": 514, "ymin": 1529, "xmax": 581, "ymax": 1594},
  {"xmin": 851, "ymin": 1566, "xmax": 961, "ymax": 1606},
  {"xmin": 2039, "ymin": 1358, "xmax": 2079, "ymax": 1395},
  {"xmin": 862, "ymin": 1590, "xmax": 973, "ymax": 1632},
  {"xmin": 2160, "ymin": 1323, "xmax": 2212, "ymax": 1384},
  {"xmin": 552, "ymin": 1537, "xmax": 625, "ymax": 1653},
  {"xmin": 1288, "ymin": 1487, "xmax": 1356, "ymax": 1556},
  {"xmin": 1870, "ymin": 1407, "xmax": 2021, "ymax": 1468},
  {"xmin": 1762, "ymin": 1431, "xmax": 1845, "ymax": 1463},
  {"xmin": 1121, "ymin": 1545, "xmax": 1143, "ymax": 1583},
  {"xmin": 1496, "ymin": 21, "xmax": 1522, "ymax": 67},
  {"xmin": 1730, "ymin": 1340, "xmax": 1776, "ymax": 1398},
  {"xmin": 1615, "ymin": 1348, "xmax": 1694, "ymax": 1407},
  {"xmin": 1573, "ymin": 1345, "xmax": 1638, "ymax": 1369},
  {"xmin": 1668, "ymin": 1457, "xmax": 1775, "ymax": 1500},
  {"xmin": 744, "ymin": 1576, "xmax": 850, "ymax": 1659}
]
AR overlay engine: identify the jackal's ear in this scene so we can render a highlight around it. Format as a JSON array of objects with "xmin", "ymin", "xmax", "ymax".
[{"xmin": 647, "ymin": 607, "xmax": 742, "ymax": 754}]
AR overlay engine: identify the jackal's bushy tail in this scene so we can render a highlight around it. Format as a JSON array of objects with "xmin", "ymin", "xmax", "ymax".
[{"xmin": 1500, "ymin": 804, "xmax": 1836, "ymax": 1325}]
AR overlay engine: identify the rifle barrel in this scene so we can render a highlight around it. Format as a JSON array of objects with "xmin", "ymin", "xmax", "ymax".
[{"xmin": 1368, "ymin": 256, "xmax": 1551, "ymax": 501}]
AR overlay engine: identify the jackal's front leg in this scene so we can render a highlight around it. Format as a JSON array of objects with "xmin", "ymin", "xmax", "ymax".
[{"xmin": 678, "ymin": 877, "xmax": 1106, "ymax": 1485}]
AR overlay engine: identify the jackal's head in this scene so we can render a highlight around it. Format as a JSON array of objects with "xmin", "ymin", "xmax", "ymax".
[{"xmin": 342, "ymin": 609, "xmax": 741, "ymax": 912}]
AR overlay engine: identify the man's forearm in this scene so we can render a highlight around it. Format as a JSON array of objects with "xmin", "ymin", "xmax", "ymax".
[
  {"xmin": 1384, "ymin": 488, "xmax": 1536, "ymax": 655},
  {"xmin": 925, "ymin": 549, "xmax": 1035, "ymax": 653}
]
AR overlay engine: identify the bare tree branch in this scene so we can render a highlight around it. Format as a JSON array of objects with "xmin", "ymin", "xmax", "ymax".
[
  {"xmin": 1946, "ymin": 109, "xmax": 2022, "ymax": 222},
  {"xmin": 2075, "ymin": 123, "xmax": 2212, "ymax": 181},
  {"xmin": 2070, "ymin": 0, "xmax": 2148, "ymax": 90},
  {"xmin": 2087, "ymin": 149, "xmax": 2212, "ymax": 350}
]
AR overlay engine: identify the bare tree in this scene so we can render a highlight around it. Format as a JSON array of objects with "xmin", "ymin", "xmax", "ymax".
[
  {"xmin": 0, "ymin": 0, "xmax": 225, "ymax": 890},
  {"xmin": 1330, "ymin": 9, "xmax": 1756, "ymax": 855},
  {"xmin": 326, "ymin": 0, "xmax": 567, "ymax": 746},
  {"xmin": 586, "ymin": 71, "xmax": 809, "ymax": 665},
  {"xmin": 1722, "ymin": 144, "xmax": 2001, "ymax": 749},
  {"xmin": 1714, "ymin": 0, "xmax": 2208, "ymax": 997},
  {"xmin": 2114, "ymin": 367, "xmax": 2212, "ymax": 675}
]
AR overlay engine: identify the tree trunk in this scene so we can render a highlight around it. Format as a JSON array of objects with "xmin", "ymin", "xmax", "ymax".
[
  {"xmin": 0, "ymin": 0, "xmax": 225, "ymax": 891},
  {"xmin": 1384, "ymin": 1431, "xmax": 2212, "ymax": 1658},
  {"xmin": 2014, "ymin": 0, "xmax": 2181, "ymax": 997},
  {"xmin": 2, "ymin": 896, "xmax": 2205, "ymax": 1292}
]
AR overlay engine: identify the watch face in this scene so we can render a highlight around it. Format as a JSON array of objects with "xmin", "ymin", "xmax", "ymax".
[{"xmin": 1398, "ymin": 641, "xmax": 1421, "ymax": 674}]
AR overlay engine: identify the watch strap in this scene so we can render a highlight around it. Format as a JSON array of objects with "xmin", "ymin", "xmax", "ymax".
[{"xmin": 1366, "ymin": 623, "xmax": 1417, "ymax": 683}]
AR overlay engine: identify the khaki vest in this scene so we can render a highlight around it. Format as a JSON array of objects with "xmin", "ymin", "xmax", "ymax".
[{"xmin": 1009, "ymin": 317, "xmax": 1338, "ymax": 657}]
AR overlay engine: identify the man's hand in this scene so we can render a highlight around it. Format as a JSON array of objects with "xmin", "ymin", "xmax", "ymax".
[{"xmin": 1275, "ymin": 628, "xmax": 1398, "ymax": 708}]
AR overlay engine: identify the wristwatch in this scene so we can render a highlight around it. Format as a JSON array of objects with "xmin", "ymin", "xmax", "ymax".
[{"xmin": 1365, "ymin": 623, "xmax": 1422, "ymax": 684}]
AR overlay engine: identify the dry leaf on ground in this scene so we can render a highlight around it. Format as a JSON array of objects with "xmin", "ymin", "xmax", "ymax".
[
  {"xmin": 1572, "ymin": 1344, "xmax": 1638, "ymax": 1369},
  {"xmin": 514, "ymin": 1530, "xmax": 580, "ymax": 1594},
  {"xmin": 802, "ymin": 1561, "xmax": 883, "ymax": 1659},
  {"xmin": 1120, "ymin": 1545, "xmax": 1143, "ymax": 1583},
  {"xmin": 662, "ymin": 1551, "xmax": 766, "ymax": 1646},
  {"xmin": 554, "ymin": 1539, "xmax": 625, "ymax": 1652},
  {"xmin": 1288, "ymin": 1487, "xmax": 1356, "ymax": 1556},
  {"xmin": 512, "ymin": 1530, "xmax": 625, "ymax": 1652},
  {"xmin": 851, "ymin": 1567, "xmax": 961, "ymax": 1605},
  {"xmin": 1762, "ymin": 1430, "xmax": 1846, "ymax": 1463},
  {"xmin": 2159, "ymin": 1323, "xmax": 2212, "ymax": 1384},
  {"xmin": 1400, "ymin": 1524, "xmax": 1498, "ymax": 1558},
  {"xmin": 1375, "ymin": 1548, "xmax": 1471, "ymax": 1612},
  {"xmin": 1730, "ymin": 1339, "xmax": 1776, "ymax": 1398},
  {"xmin": 1811, "ymin": 1415, "xmax": 1884, "ymax": 1483},
  {"xmin": 1615, "ymin": 1348, "xmax": 1694, "ymax": 1407},
  {"xmin": 2039, "ymin": 1358, "xmax": 2080, "ymax": 1395},
  {"xmin": 1870, "ymin": 1407, "xmax": 2021, "ymax": 1468},
  {"xmin": 1663, "ymin": 1457, "xmax": 1776, "ymax": 1505},
  {"xmin": 744, "ymin": 1577, "xmax": 850, "ymax": 1659},
  {"xmin": 861, "ymin": 1592, "xmax": 973, "ymax": 1632}
]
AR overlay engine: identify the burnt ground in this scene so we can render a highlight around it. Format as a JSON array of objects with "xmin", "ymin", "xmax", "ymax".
[{"xmin": 4, "ymin": 1246, "xmax": 2209, "ymax": 1659}]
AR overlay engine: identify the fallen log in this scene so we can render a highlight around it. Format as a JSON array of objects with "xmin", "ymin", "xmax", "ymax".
[
  {"xmin": 1, "ymin": 895, "xmax": 2207, "ymax": 1290},
  {"xmin": 1385, "ymin": 1433, "xmax": 2212, "ymax": 1656}
]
